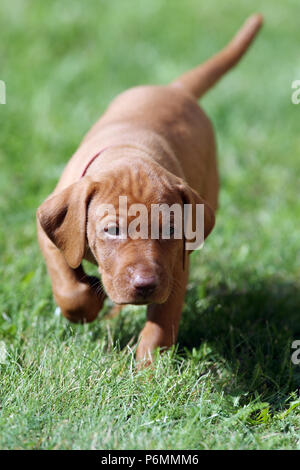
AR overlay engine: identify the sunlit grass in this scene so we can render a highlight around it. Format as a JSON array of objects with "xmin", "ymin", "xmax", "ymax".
[{"xmin": 0, "ymin": 0, "xmax": 299, "ymax": 449}]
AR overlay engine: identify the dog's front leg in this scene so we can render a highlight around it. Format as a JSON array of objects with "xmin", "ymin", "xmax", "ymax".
[
  {"xmin": 37, "ymin": 220, "xmax": 106, "ymax": 323},
  {"xmin": 136, "ymin": 259, "xmax": 189, "ymax": 364}
]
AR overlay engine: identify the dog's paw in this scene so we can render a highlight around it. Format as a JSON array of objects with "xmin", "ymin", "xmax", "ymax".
[{"xmin": 54, "ymin": 276, "xmax": 106, "ymax": 323}]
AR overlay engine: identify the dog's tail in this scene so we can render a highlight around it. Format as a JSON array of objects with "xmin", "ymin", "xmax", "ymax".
[{"xmin": 171, "ymin": 14, "xmax": 263, "ymax": 99}]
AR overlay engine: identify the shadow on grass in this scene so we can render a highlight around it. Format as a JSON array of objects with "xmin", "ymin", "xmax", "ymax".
[
  {"xmin": 177, "ymin": 275, "xmax": 300, "ymax": 405},
  {"xmin": 94, "ymin": 271, "xmax": 300, "ymax": 407}
]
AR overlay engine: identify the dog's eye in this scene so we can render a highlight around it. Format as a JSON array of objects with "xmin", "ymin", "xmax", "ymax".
[{"xmin": 104, "ymin": 224, "xmax": 120, "ymax": 237}]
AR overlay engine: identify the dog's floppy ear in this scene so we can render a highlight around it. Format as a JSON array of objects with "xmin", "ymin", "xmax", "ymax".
[
  {"xmin": 178, "ymin": 182, "xmax": 215, "ymax": 252},
  {"xmin": 37, "ymin": 177, "xmax": 98, "ymax": 269}
]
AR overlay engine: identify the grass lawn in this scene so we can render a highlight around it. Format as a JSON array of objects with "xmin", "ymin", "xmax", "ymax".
[{"xmin": 0, "ymin": 0, "xmax": 300, "ymax": 450}]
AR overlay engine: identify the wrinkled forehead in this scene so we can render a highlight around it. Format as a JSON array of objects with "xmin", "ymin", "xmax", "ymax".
[{"xmin": 91, "ymin": 166, "xmax": 182, "ymax": 213}]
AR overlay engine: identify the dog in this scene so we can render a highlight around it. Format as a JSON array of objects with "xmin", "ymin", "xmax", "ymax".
[{"xmin": 37, "ymin": 14, "xmax": 263, "ymax": 362}]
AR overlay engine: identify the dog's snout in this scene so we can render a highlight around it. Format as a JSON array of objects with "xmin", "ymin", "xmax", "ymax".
[{"xmin": 132, "ymin": 273, "xmax": 158, "ymax": 297}]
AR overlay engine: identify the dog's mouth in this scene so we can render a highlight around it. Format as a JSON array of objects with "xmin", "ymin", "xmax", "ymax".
[
  {"xmin": 114, "ymin": 299, "xmax": 153, "ymax": 306},
  {"xmin": 110, "ymin": 291, "xmax": 169, "ymax": 306},
  {"xmin": 107, "ymin": 281, "xmax": 170, "ymax": 306}
]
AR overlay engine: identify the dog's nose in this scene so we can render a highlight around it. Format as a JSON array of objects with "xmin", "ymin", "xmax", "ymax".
[{"xmin": 133, "ymin": 274, "xmax": 158, "ymax": 297}]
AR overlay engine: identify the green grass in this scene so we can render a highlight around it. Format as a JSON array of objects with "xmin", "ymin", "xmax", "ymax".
[{"xmin": 0, "ymin": 0, "xmax": 300, "ymax": 450}]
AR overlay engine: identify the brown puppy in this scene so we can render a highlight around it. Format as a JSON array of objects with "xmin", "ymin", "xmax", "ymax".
[{"xmin": 37, "ymin": 15, "xmax": 263, "ymax": 362}]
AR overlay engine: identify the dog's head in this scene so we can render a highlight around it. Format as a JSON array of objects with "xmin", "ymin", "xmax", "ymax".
[{"xmin": 37, "ymin": 160, "xmax": 215, "ymax": 305}]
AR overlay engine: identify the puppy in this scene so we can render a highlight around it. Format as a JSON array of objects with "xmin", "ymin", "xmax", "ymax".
[{"xmin": 37, "ymin": 15, "xmax": 263, "ymax": 362}]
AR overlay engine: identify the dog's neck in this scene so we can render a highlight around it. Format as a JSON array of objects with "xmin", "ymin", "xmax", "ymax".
[
  {"xmin": 81, "ymin": 144, "xmax": 155, "ymax": 178},
  {"xmin": 80, "ymin": 136, "xmax": 184, "ymax": 182}
]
